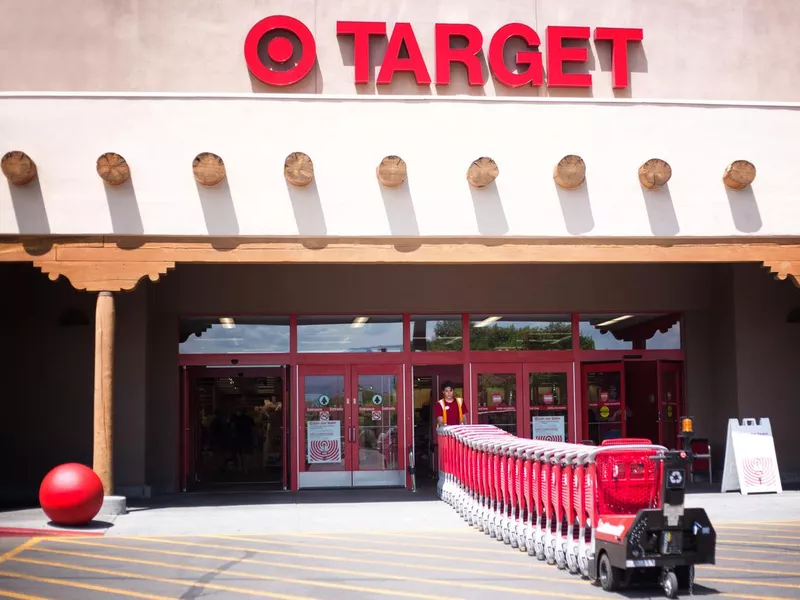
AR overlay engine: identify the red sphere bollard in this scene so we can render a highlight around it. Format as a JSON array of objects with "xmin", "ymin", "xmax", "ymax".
[{"xmin": 39, "ymin": 463, "xmax": 104, "ymax": 526}]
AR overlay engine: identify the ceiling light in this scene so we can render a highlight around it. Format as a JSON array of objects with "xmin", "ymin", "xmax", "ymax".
[
  {"xmin": 474, "ymin": 316, "xmax": 502, "ymax": 328},
  {"xmin": 219, "ymin": 317, "xmax": 235, "ymax": 329},
  {"xmin": 351, "ymin": 316, "xmax": 369, "ymax": 328},
  {"xmin": 595, "ymin": 315, "xmax": 634, "ymax": 328}
]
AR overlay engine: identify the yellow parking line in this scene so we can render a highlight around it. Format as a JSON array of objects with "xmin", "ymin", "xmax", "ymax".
[
  {"xmin": 0, "ymin": 540, "xmax": 38, "ymax": 565},
  {"xmin": 702, "ymin": 577, "xmax": 800, "ymax": 591},
  {"xmin": 23, "ymin": 546, "xmax": 604, "ymax": 600},
  {"xmin": 701, "ymin": 564, "xmax": 800, "ymax": 577},
  {"xmin": 206, "ymin": 533, "xmax": 546, "ymax": 568},
  {"xmin": 720, "ymin": 546, "xmax": 800, "ymax": 558},
  {"xmin": 49, "ymin": 537, "xmax": 586, "ymax": 588},
  {"xmin": 27, "ymin": 547, "xmax": 458, "ymax": 600},
  {"xmin": 718, "ymin": 554, "xmax": 800, "ymax": 567},
  {"xmin": 0, "ymin": 570, "xmax": 173, "ymax": 600},
  {"xmin": 270, "ymin": 531, "xmax": 519, "ymax": 555},
  {"xmin": 716, "ymin": 521, "xmax": 800, "ymax": 527},
  {"xmin": 717, "ymin": 530, "xmax": 800, "ymax": 541},
  {"xmin": 721, "ymin": 539, "xmax": 800, "ymax": 549},
  {"xmin": 0, "ymin": 590, "xmax": 51, "ymax": 600},
  {"xmin": 9, "ymin": 556, "xmax": 315, "ymax": 600}
]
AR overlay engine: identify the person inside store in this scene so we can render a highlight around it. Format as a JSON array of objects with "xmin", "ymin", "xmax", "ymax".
[{"xmin": 434, "ymin": 381, "xmax": 467, "ymax": 427}]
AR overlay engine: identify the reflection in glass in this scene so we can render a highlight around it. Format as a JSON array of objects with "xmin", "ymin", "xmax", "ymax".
[
  {"xmin": 586, "ymin": 370, "xmax": 625, "ymax": 444},
  {"xmin": 579, "ymin": 313, "xmax": 681, "ymax": 350},
  {"xmin": 469, "ymin": 315, "xmax": 572, "ymax": 351},
  {"xmin": 303, "ymin": 375, "xmax": 346, "ymax": 472},
  {"xmin": 477, "ymin": 373, "xmax": 517, "ymax": 434},
  {"xmin": 356, "ymin": 374, "xmax": 399, "ymax": 470},
  {"xmin": 298, "ymin": 316, "xmax": 403, "ymax": 353},
  {"xmin": 180, "ymin": 317, "xmax": 290, "ymax": 354},
  {"xmin": 410, "ymin": 315, "xmax": 463, "ymax": 351},
  {"xmin": 529, "ymin": 372, "xmax": 568, "ymax": 442},
  {"xmin": 194, "ymin": 375, "xmax": 284, "ymax": 484}
]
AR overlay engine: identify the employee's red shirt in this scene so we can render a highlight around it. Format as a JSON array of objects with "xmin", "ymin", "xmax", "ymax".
[{"xmin": 434, "ymin": 398, "xmax": 468, "ymax": 425}]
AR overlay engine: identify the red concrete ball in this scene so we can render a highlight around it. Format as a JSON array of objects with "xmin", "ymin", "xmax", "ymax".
[{"xmin": 39, "ymin": 463, "xmax": 103, "ymax": 526}]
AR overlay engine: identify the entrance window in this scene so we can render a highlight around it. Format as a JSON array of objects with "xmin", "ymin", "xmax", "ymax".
[
  {"xmin": 529, "ymin": 371, "xmax": 569, "ymax": 442},
  {"xmin": 585, "ymin": 366, "xmax": 625, "ymax": 443},
  {"xmin": 179, "ymin": 317, "xmax": 290, "ymax": 354},
  {"xmin": 469, "ymin": 314, "xmax": 572, "ymax": 351},
  {"xmin": 476, "ymin": 372, "xmax": 517, "ymax": 434},
  {"xmin": 297, "ymin": 316, "xmax": 403, "ymax": 353},
  {"xmin": 579, "ymin": 313, "xmax": 681, "ymax": 350},
  {"xmin": 410, "ymin": 315, "xmax": 463, "ymax": 351},
  {"xmin": 302, "ymin": 374, "xmax": 346, "ymax": 472}
]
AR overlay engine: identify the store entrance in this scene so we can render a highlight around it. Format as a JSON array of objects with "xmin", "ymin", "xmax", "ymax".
[
  {"xmin": 412, "ymin": 365, "xmax": 464, "ymax": 482},
  {"xmin": 298, "ymin": 363, "xmax": 405, "ymax": 488},
  {"xmin": 183, "ymin": 366, "xmax": 288, "ymax": 490},
  {"xmin": 582, "ymin": 360, "xmax": 684, "ymax": 448}
]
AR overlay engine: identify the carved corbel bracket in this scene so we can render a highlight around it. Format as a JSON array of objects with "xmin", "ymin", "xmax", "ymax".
[
  {"xmin": 763, "ymin": 260, "xmax": 800, "ymax": 287},
  {"xmin": 33, "ymin": 260, "xmax": 175, "ymax": 292}
]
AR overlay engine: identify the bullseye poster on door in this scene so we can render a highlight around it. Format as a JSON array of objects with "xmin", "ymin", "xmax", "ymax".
[
  {"xmin": 721, "ymin": 417, "xmax": 782, "ymax": 495},
  {"xmin": 532, "ymin": 415, "xmax": 566, "ymax": 443},
  {"xmin": 307, "ymin": 420, "xmax": 342, "ymax": 464}
]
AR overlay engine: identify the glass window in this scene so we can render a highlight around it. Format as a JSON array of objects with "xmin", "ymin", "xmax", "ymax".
[
  {"xmin": 297, "ymin": 316, "xmax": 403, "ymax": 353},
  {"xmin": 468, "ymin": 314, "xmax": 572, "ymax": 351},
  {"xmin": 579, "ymin": 313, "xmax": 681, "ymax": 350},
  {"xmin": 179, "ymin": 317, "xmax": 290, "ymax": 354},
  {"xmin": 410, "ymin": 315, "xmax": 463, "ymax": 352}
]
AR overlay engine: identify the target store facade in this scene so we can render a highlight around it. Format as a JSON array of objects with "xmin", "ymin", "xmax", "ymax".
[{"xmin": 1, "ymin": 0, "xmax": 800, "ymax": 506}]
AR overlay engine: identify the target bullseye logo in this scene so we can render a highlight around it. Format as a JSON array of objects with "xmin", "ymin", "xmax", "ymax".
[{"xmin": 244, "ymin": 15, "xmax": 317, "ymax": 86}]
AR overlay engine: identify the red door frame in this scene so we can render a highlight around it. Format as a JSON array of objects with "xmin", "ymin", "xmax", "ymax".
[
  {"xmin": 523, "ymin": 362, "xmax": 574, "ymax": 441},
  {"xmin": 296, "ymin": 363, "xmax": 406, "ymax": 484},
  {"xmin": 181, "ymin": 365, "xmax": 289, "ymax": 490},
  {"xmin": 581, "ymin": 361, "xmax": 627, "ymax": 443},
  {"xmin": 472, "ymin": 363, "xmax": 523, "ymax": 433},
  {"xmin": 657, "ymin": 360, "xmax": 684, "ymax": 449}
]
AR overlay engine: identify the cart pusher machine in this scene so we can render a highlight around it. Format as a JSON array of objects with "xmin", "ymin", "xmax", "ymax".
[{"xmin": 437, "ymin": 424, "xmax": 716, "ymax": 598}]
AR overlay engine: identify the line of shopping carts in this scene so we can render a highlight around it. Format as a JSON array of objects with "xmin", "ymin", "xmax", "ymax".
[{"xmin": 436, "ymin": 424, "xmax": 716, "ymax": 598}]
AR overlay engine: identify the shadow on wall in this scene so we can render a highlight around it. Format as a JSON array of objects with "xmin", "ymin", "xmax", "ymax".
[
  {"xmin": 106, "ymin": 177, "xmax": 144, "ymax": 234},
  {"xmin": 380, "ymin": 179, "xmax": 419, "ymax": 236},
  {"xmin": 470, "ymin": 182, "xmax": 508, "ymax": 235},
  {"xmin": 8, "ymin": 178, "xmax": 49, "ymax": 233},
  {"xmin": 642, "ymin": 183, "xmax": 679, "ymax": 236},
  {"xmin": 556, "ymin": 179, "xmax": 594, "ymax": 235},
  {"xmin": 726, "ymin": 186, "xmax": 762, "ymax": 233},
  {"xmin": 288, "ymin": 179, "xmax": 326, "ymax": 235},
  {"xmin": 197, "ymin": 179, "xmax": 239, "ymax": 236}
]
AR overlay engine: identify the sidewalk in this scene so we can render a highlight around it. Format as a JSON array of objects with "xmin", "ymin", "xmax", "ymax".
[{"xmin": 2, "ymin": 487, "xmax": 800, "ymax": 538}]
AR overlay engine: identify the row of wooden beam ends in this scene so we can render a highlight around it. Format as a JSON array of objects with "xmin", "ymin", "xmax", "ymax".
[{"xmin": 1, "ymin": 150, "xmax": 757, "ymax": 192}]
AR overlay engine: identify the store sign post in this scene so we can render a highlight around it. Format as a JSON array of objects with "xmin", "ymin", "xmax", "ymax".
[
  {"xmin": 721, "ymin": 417, "xmax": 782, "ymax": 495},
  {"xmin": 245, "ymin": 16, "xmax": 643, "ymax": 89}
]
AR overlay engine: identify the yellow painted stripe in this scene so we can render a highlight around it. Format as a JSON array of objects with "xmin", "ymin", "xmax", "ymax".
[
  {"xmin": 27, "ymin": 547, "xmax": 457, "ymax": 600},
  {"xmin": 718, "ymin": 553, "xmax": 800, "ymax": 567},
  {"xmin": 274, "ymin": 531, "xmax": 517, "ymax": 555},
  {"xmin": 0, "ymin": 590, "xmax": 51, "ymax": 600},
  {"xmin": 721, "ymin": 539, "xmax": 800, "ymax": 549},
  {"xmin": 702, "ymin": 564, "xmax": 800, "ymax": 577},
  {"xmin": 720, "ymin": 546, "xmax": 800, "ymax": 558},
  {"xmin": 0, "ymin": 570, "xmax": 173, "ymax": 600},
  {"xmin": 40, "ymin": 539, "xmax": 603, "ymax": 600},
  {"xmin": 702, "ymin": 577, "xmax": 800, "ymax": 591},
  {"xmin": 716, "ymin": 529, "xmax": 800, "ymax": 541},
  {"xmin": 0, "ymin": 540, "xmax": 38, "ymax": 565},
  {"xmin": 716, "ymin": 520, "xmax": 800, "ymax": 526},
  {"xmin": 207, "ymin": 533, "xmax": 545, "ymax": 568},
  {"xmin": 50, "ymin": 537, "xmax": 585, "ymax": 588},
  {"xmin": 717, "ymin": 594, "xmax": 800, "ymax": 600},
  {"xmin": 10, "ymin": 557, "xmax": 315, "ymax": 600}
]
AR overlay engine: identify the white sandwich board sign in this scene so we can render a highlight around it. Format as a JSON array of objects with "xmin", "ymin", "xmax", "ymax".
[{"xmin": 720, "ymin": 417, "xmax": 782, "ymax": 495}]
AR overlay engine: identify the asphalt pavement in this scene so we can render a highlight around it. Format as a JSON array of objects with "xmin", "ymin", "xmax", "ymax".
[{"xmin": 2, "ymin": 521, "xmax": 800, "ymax": 599}]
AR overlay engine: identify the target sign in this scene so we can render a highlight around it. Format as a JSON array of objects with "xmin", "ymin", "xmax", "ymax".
[
  {"xmin": 309, "ymin": 440, "xmax": 340, "ymax": 463},
  {"xmin": 244, "ymin": 15, "xmax": 317, "ymax": 86},
  {"xmin": 741, "ymin": 457, "xmax": 778, "ymax": 488}
]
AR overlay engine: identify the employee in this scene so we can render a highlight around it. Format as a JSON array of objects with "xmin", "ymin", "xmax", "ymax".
[{"xmin": 434, "ymin": 381, "xmax": 467, "ymax": 427}]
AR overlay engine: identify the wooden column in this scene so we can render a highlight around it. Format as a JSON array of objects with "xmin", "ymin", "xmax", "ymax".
[{"xmin": 93, "ymin": 291, "xmax": 115, "ymax": 495}]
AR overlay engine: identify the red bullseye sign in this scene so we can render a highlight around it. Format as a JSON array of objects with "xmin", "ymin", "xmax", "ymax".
[{"xmin": 244, "ymin": 15, "xmax": 317, "ymax": 86}]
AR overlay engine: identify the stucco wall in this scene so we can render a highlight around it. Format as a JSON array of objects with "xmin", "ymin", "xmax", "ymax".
[
  {"xmin": 0, "ymin": 97, "xmax": 796, "ymax": 238},
  {"xmin": 0, "ymin": 0, "xmax": 797, "ymax": 101}
]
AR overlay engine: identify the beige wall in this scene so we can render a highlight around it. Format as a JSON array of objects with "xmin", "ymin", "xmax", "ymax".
[
  {"xmin": 2, "ymin": 260, "xmax": 798, "ymax": 504},
  {"xmin": 0, "ymin": 0, "xmax": 798, "ymax": 100}
]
